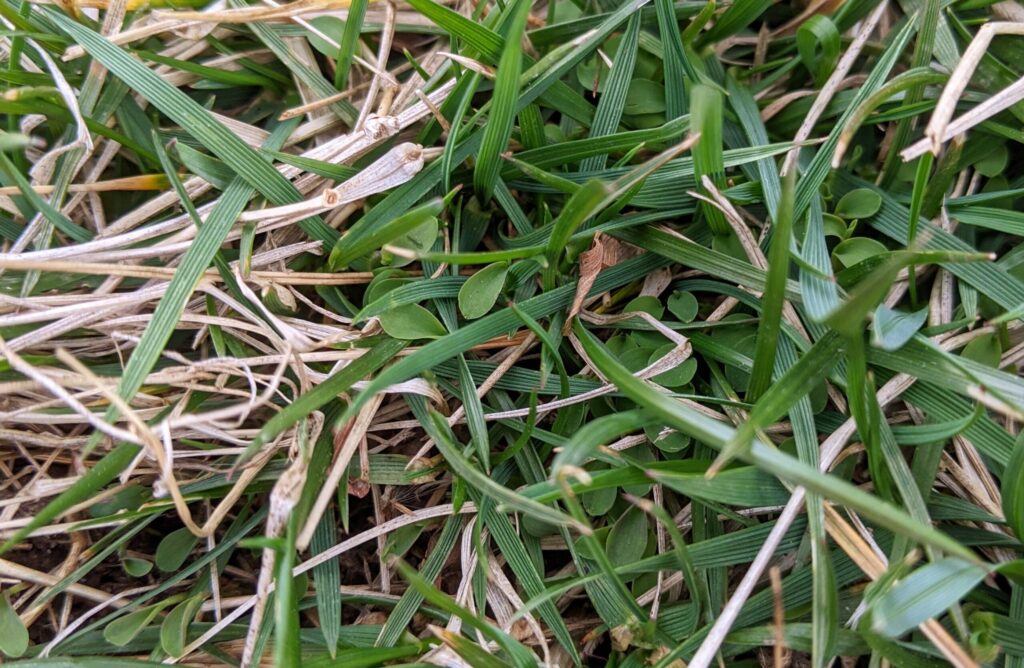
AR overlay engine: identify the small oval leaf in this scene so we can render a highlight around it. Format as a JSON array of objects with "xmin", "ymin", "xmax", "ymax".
[
  {"xmin": 582, "ymin": 464, "xmax": 618, "ymax": 516},
  {"xmin": 573, "ymin": 526, "xmax": 611, "ymax": 560},
  {"xmin": 582, "ymin": 485, "xmax": 617, "ymax": 517},
  {"xmin": 974, "ymin": 144, "xmax": 1008, "ymax": 178},
  {"xmin": 649, "ymin": 344, "xmax": 697, "ymax": 387},
  {"xmin": 123, "ymin": 557, "xmax": 153, "ymax": 577},
  {"xmin": 606, "ymin": 508, "xmax": 649, "ymax": 568},
  {"xmin": 382, "ymin": 217, "xmax": 439, "ymax": 267},
  {"xmin": 622, "ymin": 79, "xmax": 666, "ymax": 115},
  {"xmin": 160, "ymin": 595, "xmax": 205, "ymax": 658},
  {"xmin": 104, "ymin": 604, "xmax": 166, "ymax": 647},
  {"xmin": 307, "ymin": 17, "xmax": 345, "ymax": 57},
  {"xmin": 623, "ymin": 295, "xmax": 664, "ymax": 319},
  {"xmin": 822, "ymin": 213, "xmax": 849, "ymax": 239},
  {"xmin": 0, "ymin": 594, "xmax": 28, "ymax": 658},
  {"xmin": 646, "ymin": 424, "xmax": 691, "ymax": 453},
  {"xmin": 961, "ymin": 332, "xmax": 1002, "ymax": 367},
  {"xmin": 834, "ymin": 188, "xmax": 882, "ymax": 219},
  {"xmin": 832, "ymin": 237, "xmax": 887, "ymax": 268},
  {"xmin": 621, "ymin": 445, "xmax": 654, "ymax": 497},
  {"xmin": 871, "ymin": 305, "xmax": 928, "ymax": 351},
  {"xmin": 156, "ymin": 527, "xmax": 199, "ymax": 573},
  {"xmin": 378, "ymin": 304, "xmax": 447, "ymax": 340},
  {"xmin": 89, "ymin": 484, "xmax": 147, "ymax": 518},
  {"xmin": 364, "ymin": 269, "xmax": 413, "ymax": 305},
  {"xmin": 458, "ymin": 262, "xmax": 508, "ymax": 320},
  {"xmin": 667, "ymin": 290, "xmax": 698, "ymax": 322}
]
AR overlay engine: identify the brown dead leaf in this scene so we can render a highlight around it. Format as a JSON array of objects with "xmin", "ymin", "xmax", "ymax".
[
  {"xmin": 347, "ymin": 478, "xmax": 370, "ymax": 498},
  {"xmin": 640, "ymin": 266, "xmax": 673, "ymax": 298},
  {"xmin": 564, "ymin": 232, "xmax": 609, "ymax": 335}
]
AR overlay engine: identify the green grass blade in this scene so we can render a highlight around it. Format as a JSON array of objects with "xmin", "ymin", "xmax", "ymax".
[
  {"xmin": 746, "ymin": 172, "xmax": 795, "ymax": 401},
  {"xmin": 580, "ymin": 13, "xmax": 640, "ymax": 172},
  {"xmin": 310, "ymin": 508, "xmax": 341, "ymax": 657},
  {"xmin": 654, "ymin": 0, "xmax": 688, "ymax": 118},
  {"xmin": 472, "ymin": 0, "xmax": 530, "ymax": 202},
  {"xmin": 334, "ymin": 0, "xmax": 368, "ymax": 89},
  {"xmin": 690, "ymin": 83, "xmax": 728, "ymax": 237}
]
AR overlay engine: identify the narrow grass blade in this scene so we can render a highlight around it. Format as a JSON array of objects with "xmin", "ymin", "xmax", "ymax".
[
  {"xmin": 746, "ymin": 172, "xmax": 795, "ymax": 401},
  {"xmin": 473, "ymin": 0, "xmax": 530, "ymax": 202}
]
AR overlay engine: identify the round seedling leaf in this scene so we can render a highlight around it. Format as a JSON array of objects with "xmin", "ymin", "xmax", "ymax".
[
  {"xmin": 871, "ymin": 305, "xmax": 928, "ymax": 351},
  {"xmin": 379, "ymin": 304, "xmax": 447, "ymax": 340},
  {"xmin": 634, "ymin": 49, "xmax": 662, "ymax": 81},
  {"xmin": 834, "ymin": 188, "xmax": 882, "ymax": 219},
  {"xmin": 712, "ymin": 231, "xmax": 750, "ymax": 261},
  {"xmin": 156, "ymin": 527, "xmax": 200, "ymax": 572},
  {"xmin": 667, "ymin": 290, "xmax": 698, "ymax": 322},
  {"xmin": 620, "ymin": 346, "xmax": 656, "ymax": 373},
  {"xmin": 623, "ymin": 295, "xmax": 664, "ymax": 319},
  {"xmin": 961, "ymin": 332, "xmax": 1002, "ymax": 368},
  {"xmin": 382, "ymin": 217, "xmax": 438, "ymax": 267},
  {"xmin": 307, "ymin": 17, "xmax": 345, "ymax": 58},
  {"xmin": 623, "ymin": 79, "xmax": 666, "ymax": 115},
  {"xmin": 458, "ymin": 262, "xmax": 508, "ymax": 319},
  {"xmin": 832, "ymin": 237, "xmax": 887, "ymax": 268},
  {"xmin": 160, "ymin": 595, "xmax": 205, "ymax": 658},
  {"xmin": 974, "ymin": 144, "xmax": 1008, "ymax": 178},
  {"xmin": 630, "ymin": 328, "xmax": 668, "ymax": 350},
  {"xmin": 575, "ymin": 56, "xmax": 609, "ymax": 93},
  {"xmin": 645, "ymin": 424, "xmax": 691, "ymax": 453},
  {"xmin": 522, "ymin": 515, "xmax": 560, "ymax": 538},
  {"xmin": 551, "ymin": 0, "xmax": 582, "ymax": 22},
  {"xmin": 621, "ymin": 444, "xmax": 654, "ymax": 497},
  {"xmin": 649, "ymin": 344, "xmax": 697, "ymax": 387},
  {"xmin": 0, "ymin": 594, "xmax": 28, "ymax": 658},
  {"xmin": 606, "ymin": 508, "xmax": 649, "ymax": 568},
  {"xmin": 123, "ymin": 557, "xmax": 153, "ymax": 577},
  {"xmin": 607, "ymin": 334, "xmax": 636, "ymax": 358},
  {"xmin": 104, "ymin": 603, "xmax": 170, "ymax": 647},
  {"xmin": 573, "ymin": 526, "xmax": 611, "ymax": 560},
  {"xmin": 89, "ymin": 484, "xmax": 147, "ymax": 518},
  {"xmin": 582, "ymin": 483, "xmax": 617, "ymax": 517},
  {"xmin": 622, "ymin": 112, "xmax": 667, "ymax": 130},
  {"xmin": 822, "ymin": 213, "xmax": 849, "ymax": 239},
  {"xmin": 364, "ymin": 269, "xmax": 413, "ymax": 305}
]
